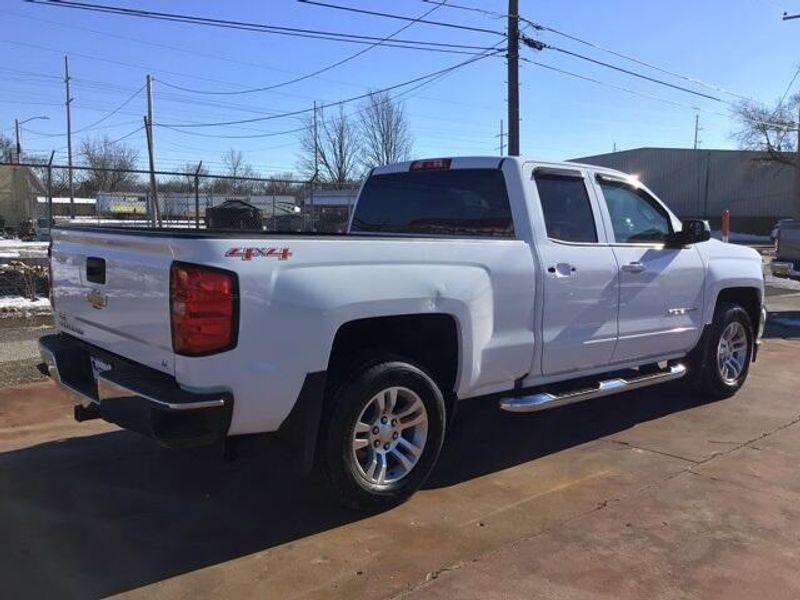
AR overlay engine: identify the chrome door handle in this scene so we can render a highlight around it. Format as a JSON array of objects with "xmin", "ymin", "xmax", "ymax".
[
  {"xmin": 621, "ymin": 261, "xmax": 646, "ymax": 274},
  {"xmin": 547, "ymin": 263, "xmax": 577, "ymax": 277}
]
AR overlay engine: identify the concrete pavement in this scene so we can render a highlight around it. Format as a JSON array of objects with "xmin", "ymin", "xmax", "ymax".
[
  {"xmin": 0, "ymin": 289, "xmax": 798, "ymax": 599},
  {"xmin": 0, "ymin": 334, "xmax": 798, "ymax": 599}
]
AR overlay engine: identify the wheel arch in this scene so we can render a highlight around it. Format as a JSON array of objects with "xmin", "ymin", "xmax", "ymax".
[{"xmin": 710, "ymin": 286, "xmax": 762, "ymax": 333}]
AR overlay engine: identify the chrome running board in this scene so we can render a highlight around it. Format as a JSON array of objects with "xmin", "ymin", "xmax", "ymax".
[{"xmin": 499, "ymin": 363, "xmax": 687, "ymax": 413}]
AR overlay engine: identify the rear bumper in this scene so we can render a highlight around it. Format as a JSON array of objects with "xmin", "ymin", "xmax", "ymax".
[
  {"xmin": 38, "ymin": 334, "xmax": 232, "ymax": 448},
  {"xmin": 771, "ymin": 260, "xmax": 800, "ymax": 281}
]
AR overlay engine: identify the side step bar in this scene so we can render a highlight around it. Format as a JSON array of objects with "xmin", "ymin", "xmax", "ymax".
[{"xmin": 499, "ymin": 363, "xmax": 686, "ymax": 413}]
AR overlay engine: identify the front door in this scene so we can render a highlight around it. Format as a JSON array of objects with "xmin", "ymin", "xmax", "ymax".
[
  {"xmin": 594, "ymin": 175, "xmax": 705, "ymax": 362},
  {"xmin": 532, "ymin": 169, "xmax": 620, "ymax": 376}
]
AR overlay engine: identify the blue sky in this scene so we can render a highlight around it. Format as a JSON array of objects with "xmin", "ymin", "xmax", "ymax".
[{"xmin": 1, "ymin": 0, "xmax": 798, "ymax": 177}]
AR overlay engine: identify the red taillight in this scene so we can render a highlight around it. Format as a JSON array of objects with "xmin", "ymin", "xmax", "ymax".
[
  {"xmin": 410, "ymin": 158, "xmax": 451, "ymax": 171},
  {"xmin": 170, "ymin": 262, "xmax": 238, "ymax": 356}
]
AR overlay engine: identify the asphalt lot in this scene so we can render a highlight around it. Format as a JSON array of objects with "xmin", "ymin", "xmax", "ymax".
[{"xmin": 0, "ymin": 277, "xmax": 799, "ymax": 599}]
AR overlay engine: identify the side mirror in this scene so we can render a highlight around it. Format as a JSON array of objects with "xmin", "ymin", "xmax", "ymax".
[{"xmin": 666, "ymin": 219, "xmax": 711, "ymax": 247}]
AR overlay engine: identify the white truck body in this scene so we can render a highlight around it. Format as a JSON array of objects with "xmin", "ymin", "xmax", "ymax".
[{"xmin": 41, "ymin": 156, "xmax": 766, "ymax": 500}]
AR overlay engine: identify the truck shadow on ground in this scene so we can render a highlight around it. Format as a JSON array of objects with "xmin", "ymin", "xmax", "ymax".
[{"xmin": 0, "ymin": 382, "xmax": 719, "ymax": 598}]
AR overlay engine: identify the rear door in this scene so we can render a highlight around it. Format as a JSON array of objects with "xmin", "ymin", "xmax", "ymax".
[
  {"xmin": 530, "ymin": 168, "xmax": 620, "ymax": 376},
  {"xmin": 50, "ymin": 228, "xmax": 177, "ymax": 375},
  {"xmin": 592, "ymin": 174, "xmax": 705, "ymax": 362}
]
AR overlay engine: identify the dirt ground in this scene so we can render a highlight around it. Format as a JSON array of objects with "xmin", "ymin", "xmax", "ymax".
[{"xmin": 0, "ymin": 289, "xmax": 798, "ymax": 599}]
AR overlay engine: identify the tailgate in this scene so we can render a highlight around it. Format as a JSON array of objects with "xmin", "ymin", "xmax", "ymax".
[{"xmin": 50, "ymin": 228, "xmax": 176, "ymax": 375}]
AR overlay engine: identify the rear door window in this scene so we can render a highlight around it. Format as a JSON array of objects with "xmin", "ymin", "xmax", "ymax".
[
  {"xmin": 351, "ymin": 169, "xmax": 514, "ymax": 238},
  {"xmin": 533, "ymin": 173, "xmax": 598, "ymax": 243}
]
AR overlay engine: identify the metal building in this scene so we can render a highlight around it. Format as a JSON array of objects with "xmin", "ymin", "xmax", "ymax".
[{"xmin": 572, "ymin": 147, "xmax": 797, "ymax": 234}]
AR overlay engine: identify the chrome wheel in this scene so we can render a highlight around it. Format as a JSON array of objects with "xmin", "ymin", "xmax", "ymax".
[
  {"xmin": 352, "ymin": 386, "xmax": 428, "ymax": 486},
  {"xmin": 716, "ymin": 321, "xmax": 748, "ymax": 384}
]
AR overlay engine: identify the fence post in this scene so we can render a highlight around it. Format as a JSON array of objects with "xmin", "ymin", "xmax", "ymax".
[
  {"xmin": 194, "ymin": 161, "xmax": 202, "ymax": 229},
  {"xmin": 46, "ymin": 150, "xmax": 55, "ymax": 236}
]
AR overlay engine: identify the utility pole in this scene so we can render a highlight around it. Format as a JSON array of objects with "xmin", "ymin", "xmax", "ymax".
[
  {"xmin": 14, "ymin": 119, "xmax": 20, "ymax": 162},
  {"xmin": 194, "ymin": 160, "xmax": 203, "ymax": 229},
  {"xmin": 507, "ymin": 0, "xmax": 520, "ymax": 156},
  {"xmin": 64, "ymin": 56, "xmax": 75, "ymax": 216},
  {"xmin": 613, "ymin": 142, "xmax": 618, "ymax": 153},
  {"xmin": 693, "ymin": 114, "xmax": 702, "ymax": 150},
  {"xmin": 497, "ymin": 119, "xmax": 505, "ymax": 156},
  {"xmin": 145, "ymin": 74, "xmax": 161, "ymax": 227}
]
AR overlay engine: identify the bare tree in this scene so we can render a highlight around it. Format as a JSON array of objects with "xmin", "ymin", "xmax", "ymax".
[
  {"xmin": 78, "ymin": 135, "xmax": 139, "ymax": 193},
  {"xmin": 733, "ymin": 93, "xmax": 800, "ymax": 217},
  {"xmin": 298, "ymin": 106, "xmax": 361, "ymax": 187},
  {"xmin": 220, "ymin": 148, "xmax": 257, "ymax": 194},
  {"xmin": 358, "ymin": 91, "xmax": 413, "ymax": 169},
  {"xmin": 733, "ymin": 93, "xmax": 799, "ymax": 165}
]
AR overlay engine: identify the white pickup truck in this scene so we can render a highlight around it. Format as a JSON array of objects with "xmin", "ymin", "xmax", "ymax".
[{"xmin": 40, "ymin": 156, "xmax": 766, "ymax": 509}]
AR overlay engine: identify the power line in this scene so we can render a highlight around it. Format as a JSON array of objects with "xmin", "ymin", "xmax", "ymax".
[
  {"xmin": 28, "ymin": 1, "xmax": 501, "ymax": 47},
  {"xmin": 297, "ymin": 0, "xmax": 505, "ymax": 35},
  {"xmin": 109, "ymin": 125, "xmax": 143, "ymax": 144},
  {"xmin": 73, "ymin": 83, "xmax": 145, "ymax": 134},
  {"xmin": 157, "ymin": 2, "xmax": 445, "ymax": 96},
  {"xmin": 521, "ymin": 57, "xmax": 799, "ymax": 132},
  {"xmin": 159, "ymin": 48, "xmax": 502, "ymax": 128},
  {"xmin": 156, "ymin": 55, "xmax": 482, "ymax": 141},
  {"xmin": 778, "ymin": 64, "xmax": 800, "ymax": 107},
  {"xmin": 521, "ymin": 19, "xmax": 753, "ymax": 102},
  {"xmin": 420, "ymin": 0, "xmax": 505, "ymax": 19},
  {"xmin": 523, "ymin": 37, "xmax": 725, "ymax": 104}
]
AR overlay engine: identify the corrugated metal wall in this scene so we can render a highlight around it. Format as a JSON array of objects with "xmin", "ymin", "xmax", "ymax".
[{"xmin": 573, "ymin": 148, "xmax": 796, "ymax": 219}]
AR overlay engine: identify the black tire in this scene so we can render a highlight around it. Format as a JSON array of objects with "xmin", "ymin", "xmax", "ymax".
[
  {"xmin": 687, "ymin": 302, "xmax": 753, "ymax": 400},
  {"xmin": 319, "ymin": 358, "xmax": 446, "ymax": 511}
]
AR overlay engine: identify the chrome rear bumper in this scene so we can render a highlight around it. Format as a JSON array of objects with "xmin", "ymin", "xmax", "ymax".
[{"xmin": 39, "ymin": 334, "xmax": 232, "ymax": 447}]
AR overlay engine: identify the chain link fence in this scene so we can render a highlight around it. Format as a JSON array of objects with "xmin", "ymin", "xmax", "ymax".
[{"xmin": 0, "ymin": 161, "xmax": 361, "ymax": 306}]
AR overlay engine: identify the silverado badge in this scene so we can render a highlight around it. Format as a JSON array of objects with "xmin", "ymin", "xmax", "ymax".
[{"xmin": 86, "ymin": 290, "xmax": 107, "ymax": 310}]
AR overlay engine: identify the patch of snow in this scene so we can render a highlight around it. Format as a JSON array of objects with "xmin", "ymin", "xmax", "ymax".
[{"xmin": 0, "ymin": 296, "xmax": 51, "ymax": 315}]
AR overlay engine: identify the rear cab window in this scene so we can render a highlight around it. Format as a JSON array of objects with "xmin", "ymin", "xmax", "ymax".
[{"xmin": 351, "ymin": 168, "xmax": 514, "ymax": 238}]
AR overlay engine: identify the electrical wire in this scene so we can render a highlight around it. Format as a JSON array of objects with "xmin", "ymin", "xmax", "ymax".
[
  {"xmin": 159, "ymin": 48, "xmax": 502, "ymax": 128},
  {"xmin": 528, "ymin": 40, "xmax": 725, "ymax": 103},
  {"xmin": 28, "ymin": 1, "xmax": 501, "ymax": 48},
  {"xmin": 157, "ymin": 2, "xmax": 445, "ymax": 96},
  {"xmin": 109, "ymin": 125, "xmax": 144, "ymax": 144},
  {"xmin": 72, "ymin": 83, "xmax": 146, "ymax": 134},
  {"xmin": 521, "ymin": 57, "xmax": 799, "ymax": 132},
  {"xmin": 522, "ymin": 18, "xmax": 753, "ymax": 103},
  {"xmin": 297, "ymin": 0, "xmax": 504, "ymax": 36}
]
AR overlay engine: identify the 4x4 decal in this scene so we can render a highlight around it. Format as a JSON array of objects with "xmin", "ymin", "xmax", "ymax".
[{"xmin": 225, "ymin": 247, "xmax": 292, "ymax": 261}]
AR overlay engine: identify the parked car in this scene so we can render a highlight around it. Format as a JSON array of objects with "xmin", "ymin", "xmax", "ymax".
[
  {"xmin": 771, "ymin": 218, "xmax": 795, "ymax": 243},
  {"xmin": 772, "ymin": 219, "xmax": 800, "ymax": 281},
  {"xmin": 39, "ymin": 156, "xmax": 766, "ymax": 510}
]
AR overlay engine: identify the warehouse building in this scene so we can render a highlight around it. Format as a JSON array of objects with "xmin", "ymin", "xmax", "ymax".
[{"xmin": 573, "ymin": 147, "xmax": 798, "ymax": 234}]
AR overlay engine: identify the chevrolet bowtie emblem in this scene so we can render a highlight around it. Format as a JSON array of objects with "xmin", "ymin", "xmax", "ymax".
[{"xmin": 86, "ymin": 290, "xmax": 107, "ymax": 310}]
